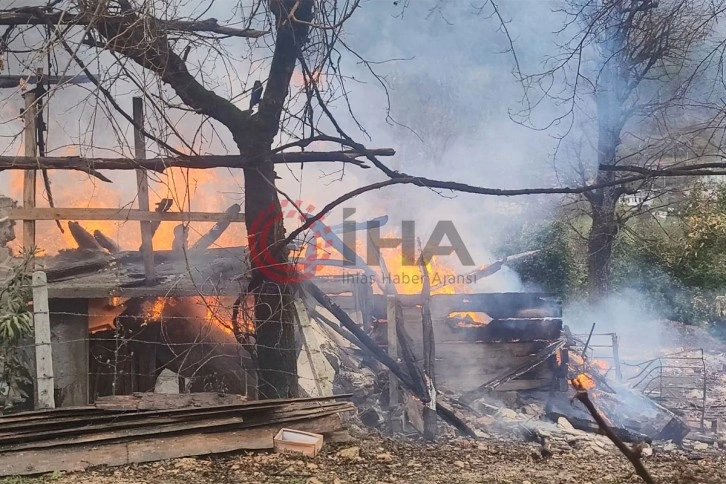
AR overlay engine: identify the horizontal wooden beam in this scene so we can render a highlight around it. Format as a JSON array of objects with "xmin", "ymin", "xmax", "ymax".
[
  {"xmin": 8, "ymin": 207, "xmax": 245, "ymax": 223},
  {"xmin": 0, "ymin": 9, "xmax": 267, "ymax": 38},
  {"xmin": 0, "ymin": 149, "xmax": 395, "ymax": 173},
  {"xmin": 0, "ymin": 75, "xmax": 93, "ymax": 88}
]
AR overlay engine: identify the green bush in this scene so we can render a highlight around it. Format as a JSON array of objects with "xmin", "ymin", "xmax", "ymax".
[{"xmin": 0, "ymin": 253, "xmax": 34, "ymax": 411}]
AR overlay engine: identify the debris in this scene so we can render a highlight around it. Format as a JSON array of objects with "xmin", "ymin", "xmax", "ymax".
[
  {"xmin": 557, "ymin": 417, "xmax": 575, "ymax": 430},
  {"xmin": 336, "ymin": 446, "xmax": 361, "ymax": 460},
  {"xmin": 375, "ymin": 452, "xmax": 393, "ymax": 462},
  {"xmin": 0, "ymin": 395, "xmax": 353, "ymax": 476},
  {"xmin": 273, "ymin": 429, "xmax": 324, "ymax": 457}
]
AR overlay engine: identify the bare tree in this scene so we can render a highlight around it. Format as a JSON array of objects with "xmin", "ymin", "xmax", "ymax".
[
  {"xmin": 7, "ymin": 0, "xmax": 726, "ymax": 401},
  {"xmin": 507, "ymin": 0, "xmax": 726, "ymax": 299}
]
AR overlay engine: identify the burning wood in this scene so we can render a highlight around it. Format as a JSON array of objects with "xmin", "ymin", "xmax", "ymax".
[
  {"xmin": 68, "ymin": 221, "xmax": 103, "ymax": 251},
  {"xmin": 172, "ymin": 223, "xmax": 189, "ymax": 252},
  {"xmin": 93, "ymin": 229, "xmax": 120, "ymax": 253},
  {"xmin": 190, "ymin": 203, "xmax": 241, "ymax": 251},
  {"xmin": 571, "ymin": 378, "xmax": 655, "ymax": 484},
  {"xmin": 431, "ymin": 250, "xmax": 541, "ymax": 291}
]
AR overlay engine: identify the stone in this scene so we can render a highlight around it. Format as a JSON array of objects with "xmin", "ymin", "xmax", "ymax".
[
  {"xmin": 454, "ymin": 460, "xmax": 466, "ymax": 468},
  {"xmin": 694, "ymin": 442, "xmax": 709, "ymax": 451},
  {"xmin": 337, "ymin": 447, "xmax": 361, "ymax": 459},
  {"xmin": 496, "ymin": 408, "xmax": 519, "ymax": 421},
  {"xmin": 306, "ymin": 478, "xmax": 324, "ymax": 484}
]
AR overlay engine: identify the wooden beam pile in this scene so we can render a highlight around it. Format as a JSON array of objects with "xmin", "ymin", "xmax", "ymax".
[{"xmin": 0, "ymin": 393, "xmax": 353, "ymax": 476}]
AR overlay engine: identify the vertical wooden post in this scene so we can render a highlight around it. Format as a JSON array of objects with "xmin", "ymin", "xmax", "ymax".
[
  {"xmin": 22, "ymin": 91, "xmax": 37, "ymax": 253},
  {"xmin": 421, "ymin": 300, "xmax": 437, "ymax": 440},
  {"xmin": 132, "ymin": 97, "xmax": 155, "ymax": 284},
  {"xmin": 386, "ymin": 294, "xmax": 399, "ymax": 406},
  {"xmin": 32, "ymin": 271, "xmax": 55, "ymax": 409},
  {"xmin": 611, "ymin": 333, "xmax": 623, "ymax": 382}
]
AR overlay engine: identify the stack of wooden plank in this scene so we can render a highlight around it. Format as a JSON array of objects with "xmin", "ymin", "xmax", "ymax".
[{"xmin": 0, "ymin": 393, "xmax": 353, "ymax": 476}]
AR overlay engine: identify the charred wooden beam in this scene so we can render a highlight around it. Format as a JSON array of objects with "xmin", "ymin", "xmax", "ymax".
[
  {"xmin": 571, "ymin": 383, "xmax": 655, "ymax": 484},
  {"xmin": 93, "ymin": 230, "xmax": 119, "ymax": 253},
  {"xmin": 150, "ymin": 198, "xmax": 174, "ymax": 238},
  {"xmin": 67, "ymin": 222, "xmax": 103, "ymax": 251},
  {"xmin": 0, "ymin": 149, "xmax": 394, "ymax": 173},
  {"xmin": 172, "ymin": 224, "xmax": 189, "ymax": 253},
  {"xmin": 0, "ymin": 74, "xmax": 93, "ymax": 88},
  {"xmin": 190, "ymin": 203, "xmax": 240, "ymax": 251},
  {"xmin": 395, "ymin": 299, "xmax": 429, "ymax": 400},
  {"xmin": 0, "ymin": 9, "xmax": 268, "ymax": 38},
  {"xmin": 461, "ymin": 338, "xmax": 567, "ymax": 403},
  {"xmin": 302, "ymin": 279, "xmax": 477, "ymax": 438},
  {"xmin": 418, "ymin": 248, "xmax": 437, "ymax": 440}
]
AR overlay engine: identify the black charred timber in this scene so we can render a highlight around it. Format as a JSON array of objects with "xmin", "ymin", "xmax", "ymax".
[
  {"xmin": 68, "ymin": 221, "xmax": 103, "ymax": 251},
  {"xmin": 445, "ymin": 318, "xmax": 563, "ymax": 342},
  {"xmin": 395, "ymin": 300, "xmax": 430, "ymax": 400},
  {"xmin": 190, "ymin": 203, "xmax": 241, "ymax": 251},
  {"xmin": 546, "ymin": 411, "xmax": 652, "ymax": 444},
  {"xmin": 94, "ymin": 230, "xmax": 120, "ymax": 253},
  {"xmin": 301, "ymin": 280, "xmax": 477, "ymax": 438}
]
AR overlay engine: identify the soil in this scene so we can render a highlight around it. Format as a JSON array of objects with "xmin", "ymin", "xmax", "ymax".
[{"xmin": 4, "ymin": 432, "xmax": 725, "ymax": 484}]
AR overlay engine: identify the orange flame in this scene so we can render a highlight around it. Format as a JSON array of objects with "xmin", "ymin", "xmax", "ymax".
[{"xmin": 571, "ymin": 373, "xmax": 597, "ymax": 391}]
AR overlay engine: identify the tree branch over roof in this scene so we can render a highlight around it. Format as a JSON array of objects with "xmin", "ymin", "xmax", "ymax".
[{"xmin": 0, "ymin": 6, "xmax": 267, "ymax": 38}]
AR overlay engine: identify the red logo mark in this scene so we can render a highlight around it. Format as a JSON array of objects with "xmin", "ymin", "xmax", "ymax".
[{"xmin": 249, "ymin": 199, "xmax": 331, "ymax": 284}]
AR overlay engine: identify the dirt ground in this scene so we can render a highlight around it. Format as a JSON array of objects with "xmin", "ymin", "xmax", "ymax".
[{"xmin": 3, "ymin": 432, "xmax": 725, "ymax": 484}]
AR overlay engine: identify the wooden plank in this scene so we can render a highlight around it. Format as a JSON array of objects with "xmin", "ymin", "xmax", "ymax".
[
  {"xmin": 8, "ymin": 207, "xmax": 246, "ymax": 222},
  {"xmin": 0, "ymin": 74, "xmax": 93, "ymax": 88},
  {"xmin": 133, "ymin": 97, "xmax": 155, "ymax": 285},
  {"xmin": 23, "ymin": 91, "xmax": 37, "ymax": 251},
  {"xmin": 49, "ymin": 299, "xmax": 89, "ymax": 407},
  {"xmin": 0, "ymin": 413, "xmax": 342, "ymax": 476},
  {"xmin": 295, "ymin": 299, "xmax": 333, "ymax": 397},
  {"xmin": 94, "ymin": 391, "xmax": 248, "ymax": 411},
  {"xmin": 0, "ymin": 402, "xmax": 352, "ymax": 442},
  {"xmin": 387, "ymin": 295, "xmax": 399, "ymax": 406},
  {"xmin": 32, "ymin": 271, "xmax": 55, "ymax": 410}
]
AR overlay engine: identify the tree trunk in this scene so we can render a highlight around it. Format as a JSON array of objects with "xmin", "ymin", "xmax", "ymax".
[
  {"xmin": 240, "ymin": 0, "xmax": 315, "ymax": 399},
  {"xmin": 587, "ymin": 190, "xmax": 619, "ymax": 300},
  {"xmin": 587, "ymin": 45, "xmax": 625, "ymax": 302},
  {"xmin": 244, "ymin": 166, "xmax": 298, "ymax": 399}
]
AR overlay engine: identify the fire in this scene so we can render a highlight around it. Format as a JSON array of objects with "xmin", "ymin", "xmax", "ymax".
[
  {"xmin": 572, "ymin": 373, "xmax": 597, "ymax": 391},
  {"xmin": 192, "ymin": 295, "xmax": 254, "ymax": 335},
  {"xmin": 142, "ymin": 298, "xmax": 166, "ymax": 324},
  {"xmin": 298, "ymin": 227, "xmax": 489, "ymax": 324},
  {"xmin": 138, "ymin": 296, "xmax": 253, "ymax": 336},
  {"xmin": 7, "ymin": 166, "xmax": 245, "ymax": 255}
]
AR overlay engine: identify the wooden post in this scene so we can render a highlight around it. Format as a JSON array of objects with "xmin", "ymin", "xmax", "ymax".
[
  {"xmin": 132, "ymin": 97, "xmax": 155, "ymax": 284},
  {"xmin": 294, "ymin": 299, "xmax": 332, "ymax": 396},
  {"xmin": 22, "ymin": 90, "xmax": 37, "ymax": 253},
  {"xmin": 32, "ymin": 271, "xmax": 55, "ymax": 409},
  {"xmin": 421, "ymin": 301, "xmax": 437, "ymax": 440},
  {"xmin": 611, "ymin": 333, "xmax": 623, "ymax": 382},
  {"xmin": 386, "ymin": 294, "xmax": 399, "ymax": 406},
  {"xmin": 49, "ymin": 299, "xmax": 89, "ymax": 406}
]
